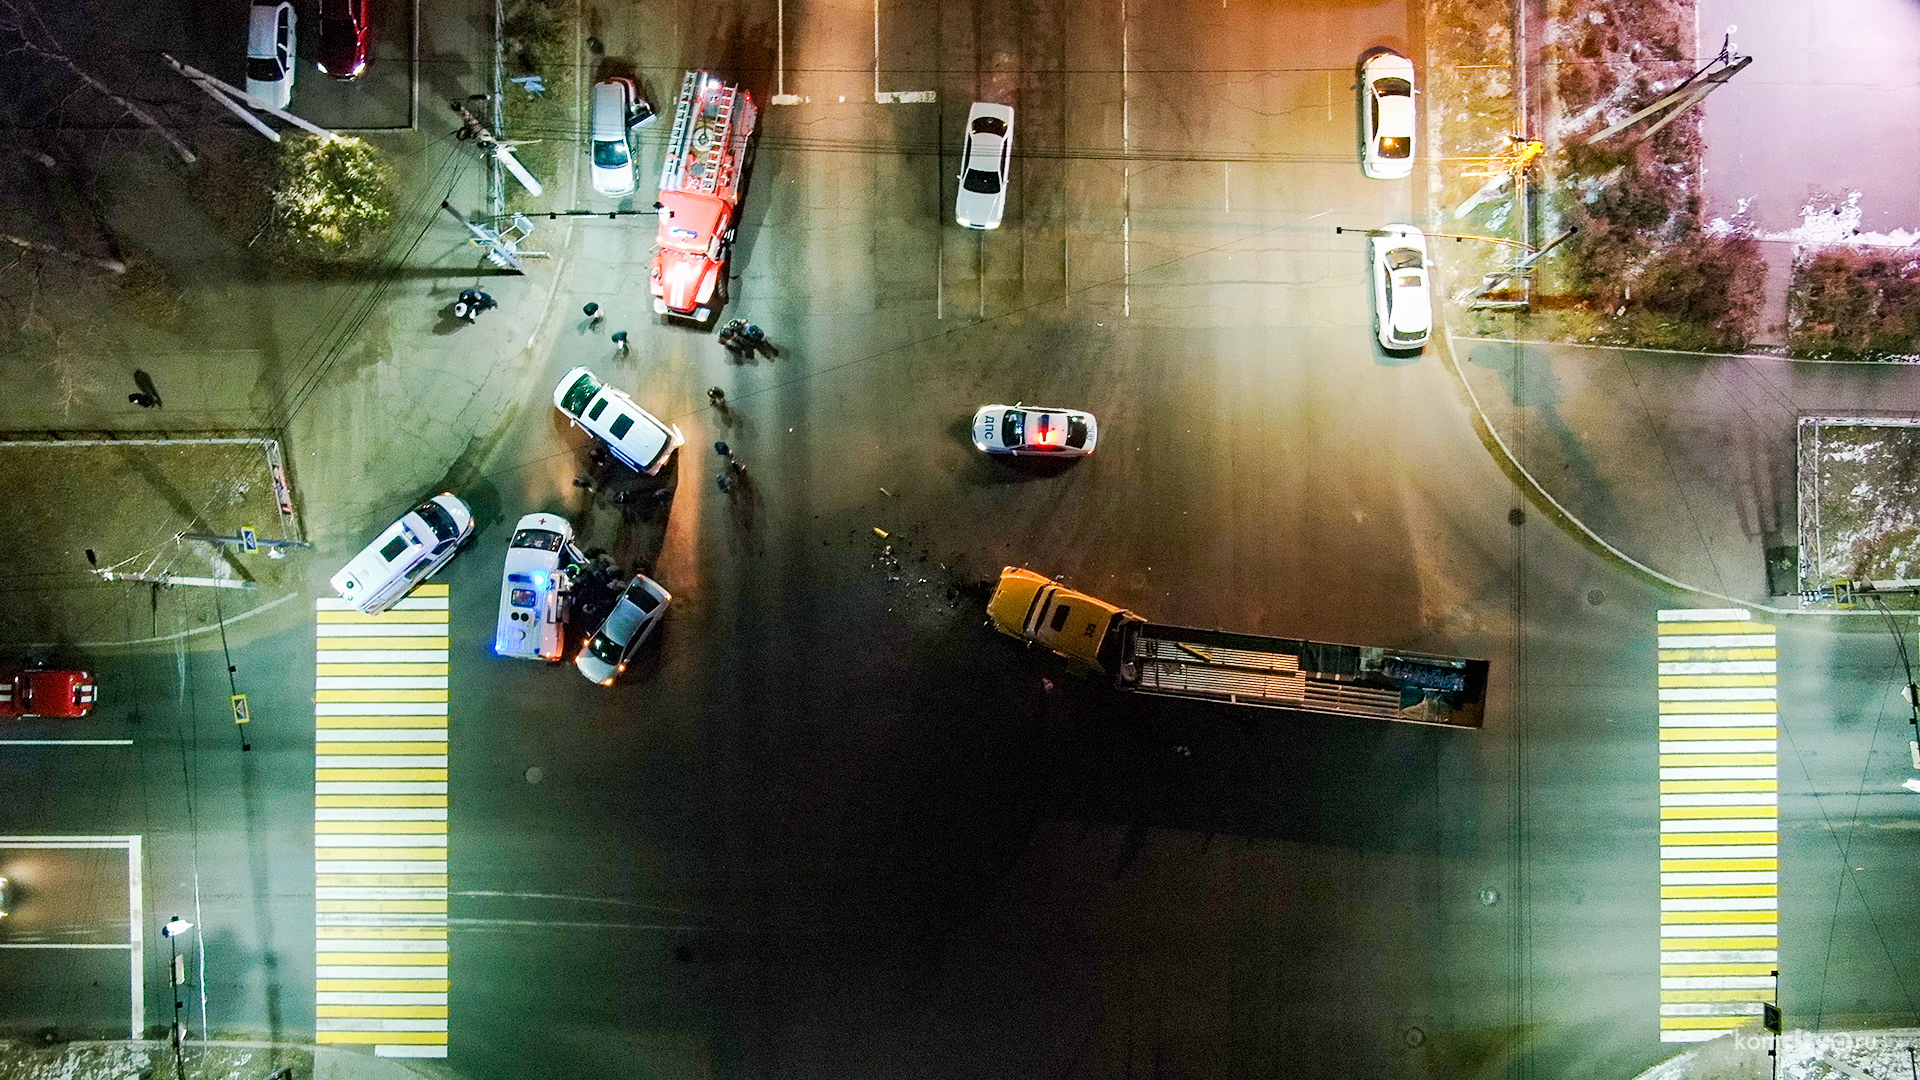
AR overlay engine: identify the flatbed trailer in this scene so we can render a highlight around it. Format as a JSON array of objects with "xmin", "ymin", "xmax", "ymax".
[
  {"xmin": 1119, "ymin": 622, "xmax": 1487, "ymax": 728},
  {"xmin": 987, "ymin": 566, "xmax": 1487, "ymax": 729}
]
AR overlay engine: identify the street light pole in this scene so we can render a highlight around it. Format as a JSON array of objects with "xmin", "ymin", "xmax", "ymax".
[{"xmin": 162, "ymin": 917, "xmax": 193, "ymax": 1078}]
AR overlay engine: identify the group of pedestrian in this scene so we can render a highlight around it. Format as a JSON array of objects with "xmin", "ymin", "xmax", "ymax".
[
  {"xmin": 454, "ymin": 288, "xmax": 497, "ymax": 323},
  {"xmin": 718, "ymin": 318, "xmax": 774, "ymax": 358}
]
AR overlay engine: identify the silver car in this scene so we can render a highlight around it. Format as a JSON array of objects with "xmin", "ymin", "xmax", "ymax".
[
  {"xmin": 955, "ymin": 102, "xmax": 1014, "ymax": 229},
  {"xmin": 574, "ymin": 574, "xmax": 672, "ymax": 685}
]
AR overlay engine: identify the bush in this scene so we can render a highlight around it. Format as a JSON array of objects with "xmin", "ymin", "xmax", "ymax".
[
  {"xmin": 1789, "ymin": 249, "xmax": 1920, "ymax": 360},
  {"xmin": 267, "ymin": 135, "xmax": 395, "ymax": 263}
]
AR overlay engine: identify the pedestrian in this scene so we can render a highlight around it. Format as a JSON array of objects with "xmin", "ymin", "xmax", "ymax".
[
  {"xmin": 714, "ymin": 441, "xmax": 730, "ymax": 458},
  {"xmin": 718, "ymin": 318, "xmax": 747, "ymax": 353},
  {"xmin": 728, "ymin": 458, "xmax": 747, "ymax": 478},
  {"xmin": 133, "ymin": 369, "xmax": 164, "ymax": 408},
  {"xmin": 611, "ymin": 330, "xmax": 629, "ymax": 354},
  {"xmin": 128, "ymin": 393, "xmax": 157, "ymax": 408},
  {"xmin": 716, "ymin": 472, "xmax": 733, "ymax": 494},
  {"xmin": 583, "ymin": 302, "xmax": 603, "ymax": 329},
  {"xmin": 707, "ymin": 386, "xmax": 726, "ymax": 406}
]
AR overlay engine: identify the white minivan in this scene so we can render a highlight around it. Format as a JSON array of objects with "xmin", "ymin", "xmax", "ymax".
[
  {"xmin": 553, "ymin": 366, "xmax": 684, "ymax": 474},
  {"xmin": 494, "ymin": 512, "xmax": 575, "ymax": 662},
  {"xmin": 329, "ymin": 493, "xmax": 475, "ymax": 615},
  {"xmin": 589, "ymin": 77, "xmax": 638, "ymax": 197}
]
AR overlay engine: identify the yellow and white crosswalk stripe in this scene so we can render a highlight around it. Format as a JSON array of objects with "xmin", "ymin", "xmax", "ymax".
[
  {"xmin": 1656, "ymin": 608, "xmax": 1779, "ymax": 1042},
  {"xmin": 314, "ymin": 586, "xmax": 450, "ymax": 1058}
]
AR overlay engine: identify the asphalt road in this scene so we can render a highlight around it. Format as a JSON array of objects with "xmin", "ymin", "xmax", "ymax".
[{"xmin": 4, "ymin": 0, "xmax": 1919, "ymax": 1075}]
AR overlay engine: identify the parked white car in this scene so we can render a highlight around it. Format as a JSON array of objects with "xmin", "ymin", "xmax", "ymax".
[
  {"xmin": 971, "ymin": 404, "xmax": 1098, "ymax": 457},
  {"xmin": 329, "ymin": 493, "xmax": 474, "ymax": 615},
  {"xmin": 245, "ymin": 2, "xmax": 298, "ymax": 110},
  {"xmin": 1370, "ymin": 224, "xmax": 1431, "ymax": 351},
  {"xmin": 955, "ymin": 102, "xmax": 1014, "ymax": 230},
  {"xmin": 494, "ymin": 513, "xmax": 575, "ymax": 663},
  {"xmin": 1360, "ymin": 51, "xmax": 1415, "ymax": 180},
  {"xmin": 589, "ymin": 77, "xmax": 638, "ymax": 197},
  {"xmin": 574, "ymin": 573, "xmax": 672, "ymax": 685},
  {"xmin": 553, "ymin": 367, "xmax": 685, "ymax": 475}
]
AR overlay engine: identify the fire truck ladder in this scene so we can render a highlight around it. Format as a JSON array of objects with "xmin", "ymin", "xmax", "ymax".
[{"xmin": 660, "ymin": 71, "xmax": 738, "ymax": 195}]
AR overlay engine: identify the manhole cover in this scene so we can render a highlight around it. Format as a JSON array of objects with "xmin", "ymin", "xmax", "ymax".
[
  {"xmin": 1479, "ymin": 887, "xmax": 1500, "ymax": 906},
  {"xmin": 1508, "ymin": 507, "xmax": 1526, "ymax": 527},
  {"xmin": 525, "ymin": 766, "xmax": 544, "ymax": 784},
  {"xmin": 1404, "ymin": 1026, "xmax": 1426, "ymax": 1047}
]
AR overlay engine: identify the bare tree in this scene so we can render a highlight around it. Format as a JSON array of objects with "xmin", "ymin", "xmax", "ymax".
[{"xmin": 0, "ymin": 0, "xmax": 197, "ymax": 163}]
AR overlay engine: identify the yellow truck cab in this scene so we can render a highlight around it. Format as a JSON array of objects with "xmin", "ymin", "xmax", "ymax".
[{"xmin": 987, "ymin": 566, "xmax": 1142, "ymax": 673}]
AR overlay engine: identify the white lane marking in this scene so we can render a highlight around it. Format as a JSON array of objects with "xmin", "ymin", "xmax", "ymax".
[
  {"xmin": 1659, "ymin": 845, "xmax": 1779, "ymax": 860},
  {"xmin": 317, "ymin": 861, "xmax": 448, "ymax": 874},
  {"xmin": 316, "ymin": 703, "xmax": 447, "ymax": 716},
  {"xmin": 1660, "ymin": 661, "xmax": 1776, "ymax": 674},
  {"xmin": 317, "ymin": 731, "xmax": 449, "ymax": 744},
  {"xmin": 316, "ymin": 651, "xmax": 451, "ymax": 664},
  {"xmin": 1658, "ymin": 634, "xmax": 1776, "ymax": 649},
  {"xmin": 1661, "ymin": 923, "xmax": 1777, "ymax": 937},
  {"xmin": 1659, "ymin": 687, "xmax": 1777, "ymax": 701},
  {"xmin": 316, "ymin": 783, "xmax": 448, "ymax": 795},
  {"xmin": 317, "ymin": 809, "xmax": 448, "ymax": 821},
  {"xmin": 1659, "ymin": 766, "xmax": 1776, "ymax": 780},
  {"xmin": 1660, "ymin": 793, "xmax": 1778, "ymax": 807},
  {"xmin": 1661, "ymin": 608, "xmax": 1755, "ymax": 621},
  {"xmin": 318, "ymin": 992, "xmax": 449, "ymax": 1006},
  {"xmin": 316, "ymin": 677, "xmax": 450, "ymax": 690}
]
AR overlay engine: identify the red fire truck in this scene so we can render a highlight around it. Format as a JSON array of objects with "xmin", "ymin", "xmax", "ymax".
[{"xmin": 650, "ymin": 70, "xmax": 758, "ymax": 322}]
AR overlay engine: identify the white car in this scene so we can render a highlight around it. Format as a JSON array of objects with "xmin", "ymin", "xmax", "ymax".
[
  {"xmin": 494, "ymin": 513, "xmax": 575, "ymax": 663},
  {"xmin": 589, "ymin": 77, "xmax": 638, "ymax": 198},
  {"xmin": 574, "ymin": 573, "xmax": 672, "ymax": 685},
  {"xmin": 1370, "ymin": 224, "xmax": 1432, "ymax": 351},
  {"xmin": 1360, "ymin": 51, "xmax": 1415, "ymax": 180},
  {"xmin": 955, "ymin": 102, "xmax": 1014, "ymax": 230},
  {"xmin": 245, "ymin": 2, "xmax": 297, "ymax": 110},
  {"xmin": 971, "ymin": 404, "xmax": 1098, "ymax": 457},
  {"xmin": 329, "ymin": 493, "xmax": 475, "ymax": 615},
  {"xmin": 553, "ymin": 367, "xmax": 685, "ymax": 475}
]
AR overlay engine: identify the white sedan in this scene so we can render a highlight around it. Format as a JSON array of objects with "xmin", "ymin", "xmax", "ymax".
[
  {"xmin": 972, "ymin": 404, "xmax": 1097, "ymax": 457},
  {"xmin": 1370, "ymin": 224, "xmax": 1432, "ymax": 352},
  {"xmin": 1360, "ymin": 51, "xmax": 1415, "ymax": 180},
  {"xmin": 245, "ymin": 2, "xmax": 297, "ymax": 110},
  {"xmin": 955, "ymin": 102, "xmax": 1014, "ymax": 230},
  {"xmin": 574, "ymin": 573, "xmax": 672, "ymax": 685}
]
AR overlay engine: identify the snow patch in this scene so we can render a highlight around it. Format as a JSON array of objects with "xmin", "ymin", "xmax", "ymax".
[{"xmin": 1711, "ymin": 191, "xmax": 1920, "ymax": 252}]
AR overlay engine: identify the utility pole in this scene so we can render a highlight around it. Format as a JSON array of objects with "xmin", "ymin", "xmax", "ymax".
[
  {"xmin": 440, "ymin": 201, "xmax": 547, "ymax": 271},
  {"xmin": 450, "ymin": 99, "xmax": 543, "ymax": 197},
  {"xmin": 1587, "ymin": 31, "xmax": 1751, "ymax": 146},
  {"xmin": 162, "ymin": 917, "xmax": 193, "ymax": 1078}
]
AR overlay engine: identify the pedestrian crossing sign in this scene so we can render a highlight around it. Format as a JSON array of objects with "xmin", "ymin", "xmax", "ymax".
[
  {"xmin": 241, "ymin": 526, "xmax": 259, "ymax": 554},
  {"xmin": 231, "ymin": 693, "xmax": 250, "ymax": 725}
]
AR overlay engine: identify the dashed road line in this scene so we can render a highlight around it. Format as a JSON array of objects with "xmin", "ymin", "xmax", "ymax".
[
  {"xmin": 314, "ymin": 586, "xmax": 450, "ymax": 1058},
  {"xmin": 1656, "ymin": 607, "xmax": 1779, "ymax": 1042}
]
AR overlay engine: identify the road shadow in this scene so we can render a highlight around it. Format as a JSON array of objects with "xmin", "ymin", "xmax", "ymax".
[{"xmin": 1465, "ymin": 340, "xmax": 1628, "ymax": 540}]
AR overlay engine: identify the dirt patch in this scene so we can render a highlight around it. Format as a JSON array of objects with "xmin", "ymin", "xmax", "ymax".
[
  {"xmin": 1796, "ymin": 417, "xmax": 1920, "ymax": 590},
  {"xmin": 499, "ymin": 0, "xmax": 580, "ymax": 216},
  {"xmin": 0, "ymin": 437, "xmax": 298, "ymax": 647}
]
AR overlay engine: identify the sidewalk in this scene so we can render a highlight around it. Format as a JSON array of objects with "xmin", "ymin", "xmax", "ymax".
[
  {"xmin": 1448, "ymin": 336, "xmax": 1920, "ymax": 605},
  {"xmin": 0, "ymin": 1040, "xmax": 443, "ymax": 1080}
]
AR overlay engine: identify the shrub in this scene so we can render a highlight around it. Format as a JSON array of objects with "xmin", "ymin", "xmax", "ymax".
[
  {"xmin": 267, "ymin": 135, "xmax": 395, "ymax": 263},
  {"xmin": 1789, "ymin": 249, "xmax": 1920, "ymax": 360}
]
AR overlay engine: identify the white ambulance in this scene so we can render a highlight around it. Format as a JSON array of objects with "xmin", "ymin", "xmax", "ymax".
[{"xmin": 494, "ymin": 512, "xmax": 575, "ymax": 662}]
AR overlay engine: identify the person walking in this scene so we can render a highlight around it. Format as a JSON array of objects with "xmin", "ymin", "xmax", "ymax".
[
  {"xmin": 583, "ymin": 302, "xmax": 604, "ymax": 329},
  {"xmin": 128, "ymin": 393, "xmax": 158, "ymax": 408},
  {"xmin": 714, "ymin": 440, "xmax": 730, "ymax": 458},
  {"xmin": 707, "ymin": 386, "xmax": 727, "ymax": 407},
  {"xmin": 611, "ymin": 330, "xmax": 629, "ymax": 354}
]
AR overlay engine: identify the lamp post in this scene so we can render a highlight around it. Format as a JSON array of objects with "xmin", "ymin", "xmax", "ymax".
[{"xmin": 161, "ymin": 917, "xmax": 192, "ymax": 1077}]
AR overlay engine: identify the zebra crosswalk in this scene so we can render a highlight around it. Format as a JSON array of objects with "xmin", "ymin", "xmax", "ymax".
[
  {"xmin": 314, "ymin": 586, "xmax": 451, "ymax": 1058},
  {"xmin": 1655, "ymin": 607, "xmax": 1779, "ymax": 1043}
]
